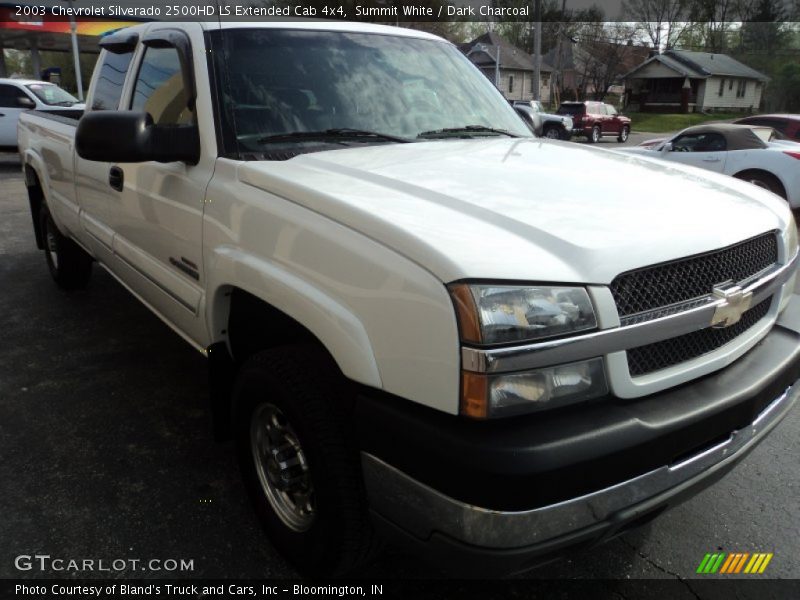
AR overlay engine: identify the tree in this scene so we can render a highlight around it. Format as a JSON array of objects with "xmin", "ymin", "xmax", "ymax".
[
  {"xmin": 739, "ymin": 0, "xmax": 789, "ymax": 55},
  {"xmin": 621, "ymin": 0, "xmax": 691, "ymax": 51},
  {"xmin": 573, "ymin": 22, "xmax": 639, "ymax": 101},
  {"xmin": 686, "ymin": 0, "xmax": 737, "ymax": 52}
]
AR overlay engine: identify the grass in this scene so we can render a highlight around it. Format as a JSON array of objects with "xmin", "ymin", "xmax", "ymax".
[{"xmin": 626, "ymin": 112, "xmax": 741, "ymax": 133}]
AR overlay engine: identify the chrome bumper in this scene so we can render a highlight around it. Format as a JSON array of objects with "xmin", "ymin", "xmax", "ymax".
[{"xmin": 362, "ymin": 381, "xmax": 798, "ymax": 550}]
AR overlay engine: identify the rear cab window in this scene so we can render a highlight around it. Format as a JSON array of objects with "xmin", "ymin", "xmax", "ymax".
[{"xmin": 91, "ymin": 50, "xmax": 134, "ymax": 110}]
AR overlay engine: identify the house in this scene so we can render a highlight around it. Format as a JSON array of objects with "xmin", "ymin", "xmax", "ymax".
[
  {"xmin": 623, "ymin": 49, "xmax": 769, "ymax": 113},
  {"xmin": 460, "ymin": 32, "xmax": 553, "ymax": 104},
  {"xmin": 545, "ymin": 40, "xmax": 649, "ymax": 105}
]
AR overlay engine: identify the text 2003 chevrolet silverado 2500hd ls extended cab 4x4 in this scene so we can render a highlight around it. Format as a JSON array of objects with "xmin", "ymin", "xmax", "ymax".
[{"xmin": 17, "ymin": 21, "xmax": 800, "ymax": 576}]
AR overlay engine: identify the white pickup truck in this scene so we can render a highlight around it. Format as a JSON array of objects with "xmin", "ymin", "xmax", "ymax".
[{"xmin": 17, "ymin": 21, "xmax": 800, "ymax": 577}]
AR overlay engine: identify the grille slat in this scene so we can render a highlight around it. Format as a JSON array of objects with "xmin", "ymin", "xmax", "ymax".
[
  {"xmin": 610, "ymin": 233, "xmax": 778, "ymax": 318},
  {"xmin": 627, "ymin": 299, "xmax": 771, "ymax": 376}
]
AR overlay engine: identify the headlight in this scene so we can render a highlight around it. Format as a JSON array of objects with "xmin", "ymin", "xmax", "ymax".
[
  {"xmin": 462, "ymin": 358, "xmax": 608, "ymax": 418},
  {"xmin": 450, "ymin": 283, "xmax": 605, "ymax": 418},
  {"xmin": 449, "ymin": 284, "xmax": 597, "ymax": 345}
]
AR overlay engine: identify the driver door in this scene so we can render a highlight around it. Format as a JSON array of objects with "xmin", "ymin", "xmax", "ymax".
[
  {"xmin": 0, "ymin": 83, "xmax": 34, "ymax": 146},
  {"xmin": 664, "ymin": 132, "xmax": 728, "ymax": 173},
  {"xmin": 604, "ymin": 105, "xmax": 621, "ymax": 135}
]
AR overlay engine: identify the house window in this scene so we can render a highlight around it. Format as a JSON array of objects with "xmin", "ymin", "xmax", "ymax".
[
  {"xmin": 729, "ymin": 79, "xmax": 733, "ymax": 90},
  {"xmin": 740, "ymin": 81, "xmax": 747, "ymax": 97},
  {"xmin": 509, "ymin": 75, "xmax": 514, "ymax": 93},
  {"xmin": 530, "ymin": 77, "xmax": 534, "ymax": 93},
  {"xmin": 718, "ymin": 79, "xmax": 724, "ymax": 96},
  {"xmin": 543, "ymin": 74, "xmax": 549, "ymax": 88}
]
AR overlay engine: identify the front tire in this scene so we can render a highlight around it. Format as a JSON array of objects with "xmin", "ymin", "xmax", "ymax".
[
  {"xmin": 543, "ymin": 126, "xmax": 561, "ymax": 140},
  {"xmin": 617, "ymin": 125, "xmax": 630, "ymax": 143},
  {"xmin": 40, "ymin": 206, "xmax": 92, "ymax": 290},
  {"xmin": 233, "ymin": 345, "xmax": 378, "ymax": 576},
  {"xmin": 588, "ymin": 125, "xmax": 601, "ymax": 143}
]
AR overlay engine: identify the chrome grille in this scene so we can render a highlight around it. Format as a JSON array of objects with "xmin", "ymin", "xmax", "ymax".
[
  {"xmin": 627, "ymin": 299, "xmax": 771, "ymax": 376},
  {"xmin": 610, "ymin": 232, "xmax": 779, "ymax": 319}
]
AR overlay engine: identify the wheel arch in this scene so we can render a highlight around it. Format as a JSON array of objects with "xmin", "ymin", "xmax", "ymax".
[
  {"xmin": 23, "ymin": 158, "xmax": 46, "ymax": 249},
  {"xmin": 205, "ymin": 250, "xmax": 382, "ymax": 389},
  {"xmin": 732, "ymin": 168, "xmax": 788, "ymax": 200}
]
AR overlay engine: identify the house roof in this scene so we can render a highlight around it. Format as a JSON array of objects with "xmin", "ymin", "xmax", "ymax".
[
  {"xmin": 624, "ymin": 50, "xmax": 769, "ymax": 82},
  {"xmin": 461, "ymin": 32, "xmax": 553, "ymax": 73}
]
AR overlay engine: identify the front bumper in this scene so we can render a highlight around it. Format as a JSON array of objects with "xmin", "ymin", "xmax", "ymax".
[{"xmin": 356, "ymin": 296, "xmax": 800, "ymax": 575}]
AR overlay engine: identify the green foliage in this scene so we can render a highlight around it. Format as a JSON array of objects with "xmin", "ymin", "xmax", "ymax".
[{"xmin": 627, "ymin": 111, "xmax": 741, "ymax": 133}]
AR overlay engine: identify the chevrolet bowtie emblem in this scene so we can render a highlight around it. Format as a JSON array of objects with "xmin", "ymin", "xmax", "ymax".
[{"xmin": 711, "ymin": 282, "xmax": 753, "ymax": 328}]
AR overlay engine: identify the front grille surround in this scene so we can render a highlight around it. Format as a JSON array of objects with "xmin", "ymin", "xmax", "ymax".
[{"xmin": 610, "ymin": 232, "xmax": 779, "ymax": 320}]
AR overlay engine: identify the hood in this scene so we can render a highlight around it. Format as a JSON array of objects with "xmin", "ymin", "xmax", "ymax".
[{"xmin": 238, "ymin": 138, "xmax": 791, "ymax": 284}]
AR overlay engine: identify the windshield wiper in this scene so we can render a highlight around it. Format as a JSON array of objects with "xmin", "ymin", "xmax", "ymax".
[
  {"xmin": 257, "ymin": 128, "xmax": 412, "ymax": 145},
  {"xmin": 417, "ymin": 125, "xmax": 521, "ymax": 139}
]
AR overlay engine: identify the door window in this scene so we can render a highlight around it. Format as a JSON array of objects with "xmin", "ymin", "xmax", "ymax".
[
  {"xmin": 671, "ymin": 132, "xmax": 727, "ymax": 152},
  {"xmin": 131, "ymin": 46, "xmax": 193, "ymax": 125},
  {"xmin": 91, "ymin": 50, "xmax": 134, "ymax": 110},
  {"xmin": 0, "ymin": 84, "xmax": 27, "ymax": 108}
]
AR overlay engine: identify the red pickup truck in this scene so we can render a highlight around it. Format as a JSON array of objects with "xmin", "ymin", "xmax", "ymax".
[{"xmin": 558, "ymin": 101, "xmax": 631, "ymax": 144}]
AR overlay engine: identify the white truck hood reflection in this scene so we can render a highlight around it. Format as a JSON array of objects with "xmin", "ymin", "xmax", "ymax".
[{"xmin": 238, "ymin": 138, "xmax": 790, "ymax": 284}]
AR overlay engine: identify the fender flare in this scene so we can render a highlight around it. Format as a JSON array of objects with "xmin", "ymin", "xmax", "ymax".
[{"xmin": 206, "ymin": 246, "xmax": 383, "ymax": 389}]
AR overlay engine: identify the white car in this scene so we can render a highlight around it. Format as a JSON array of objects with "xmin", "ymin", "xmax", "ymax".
[
  {"xmin": 0, "ymin": 78, "xmax": 84, "ymax": 148},
  {"xmin": 619, "ymin": 123, "xmax": 800, "ymax": 207}
]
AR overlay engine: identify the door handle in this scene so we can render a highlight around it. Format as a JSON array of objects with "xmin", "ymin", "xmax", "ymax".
[
  {"xmin": 702, "ymin": 157, "xmax": 721, "ymax": 163},
  {"xmin": 0, "ymin": 113, "xmax": 5, "ymax": 117},
  {"xmin": 109, "ymin": 166, "xmax": 124, "ymax": 191}
]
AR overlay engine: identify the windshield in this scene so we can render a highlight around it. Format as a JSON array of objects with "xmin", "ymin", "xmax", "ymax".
[
  {"xmin": 557, "ymin": 104, "xmax": 584, "ymax": 116},
  {"xmin": 25, "ymin": 83, "xmax": 79, "ymax": 106},
  {"xmin": 210, "ymin": 28, "xmax": 530, "ymax": 157}
]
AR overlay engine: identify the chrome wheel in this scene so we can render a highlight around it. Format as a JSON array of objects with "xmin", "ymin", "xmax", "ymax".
[
  {"xmin": 46, "ymin": 228, "xmax": 59, "ymax": 269},
  {"xmin": 250, "ymin": 402, "xmax": 315, "ymax": 532},
  {"xmin": 619, "ymin": 127, "xmax": 629, "ymax": 142},
  {"xmin": 545, "ymin": 127, "xmax": 560, "ymax": 139},
  {"xmin": 591, "ymin": 126, "xmax": 600, "ymax": 143}
]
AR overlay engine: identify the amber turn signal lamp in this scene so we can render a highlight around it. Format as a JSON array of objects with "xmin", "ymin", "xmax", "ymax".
[
  {"xmin": 448, "ymin": 283, "xmax": 482, "ymax": 344},
  {"xmin": 461, "ymin": 371, "xmax": 489, "ymax": 419}
]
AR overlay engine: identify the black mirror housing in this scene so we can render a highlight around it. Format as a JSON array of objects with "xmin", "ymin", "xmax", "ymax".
[
  {"xmin": 76, "ymin": 111, "xmax": 200, "ymax": 165},
  {"xmin": 17, "ymin": 96, "xmax": 36, "ymax": 108}
]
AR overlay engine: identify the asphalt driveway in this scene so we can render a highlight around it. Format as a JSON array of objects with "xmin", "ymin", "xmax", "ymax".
[{"xmin": 1, "ymin": 151, "xmax": 798, "ymax": 588}]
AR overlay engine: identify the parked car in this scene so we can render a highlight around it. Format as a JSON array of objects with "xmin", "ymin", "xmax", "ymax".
[
  {"xmin": 734, "ymin": 114, "xmax": 800, "ymax": 142},
  {"xmin": 512, "ymin": 103, "xmax": 543, "ymax": 137},
  {"xmin": 557, "ymin": 100, "xmax": 630, "ymax": 143},
  {"xmin": 513, "ymin": 100, "xmax": 573, "ymax": 140},
  {"xmin": 620, "ymin": 123, "xmax": 800, "ymax": 207},
  {"xmin": 0, "ymin": 78, "xmax": 84, "ymax": 149},
  {"xmin": 17, "ymin": 22, "xmax": 800, "ymax": 577}
]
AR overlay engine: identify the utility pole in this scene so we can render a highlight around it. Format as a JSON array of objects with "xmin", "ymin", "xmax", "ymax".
[
  {"xmin": 65, "ymin": 0, "xmax": 83, "ymax": 100},
  {"xmin": 533, "ymin": 0, "xmax": 542, "ymax": 101},
  {"xmin": 553, "ymin": 0, "xmax": 567, "ymax": 108}
]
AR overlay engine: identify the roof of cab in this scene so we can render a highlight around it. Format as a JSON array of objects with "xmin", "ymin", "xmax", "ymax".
[{"xmin": 198, "ymin": 20, "xmax": 444, "ymax": 41}]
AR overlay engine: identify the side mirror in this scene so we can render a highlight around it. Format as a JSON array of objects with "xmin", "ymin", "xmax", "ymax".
[
  {"xmin": 76, "ymin": 111, "xmax": 200, "ymax": 164},
  {"xmin": 17, "ymin": 96, "xmax": 35, "ymax": 108},
  {"xmin": 661, "ymin": 142, "xmax": 673, "ymax": 153}
]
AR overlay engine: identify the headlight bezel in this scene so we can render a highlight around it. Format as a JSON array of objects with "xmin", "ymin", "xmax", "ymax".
[{"xmin": 448, "ymin": 282, "xmax": 598, "ymax": 347}]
